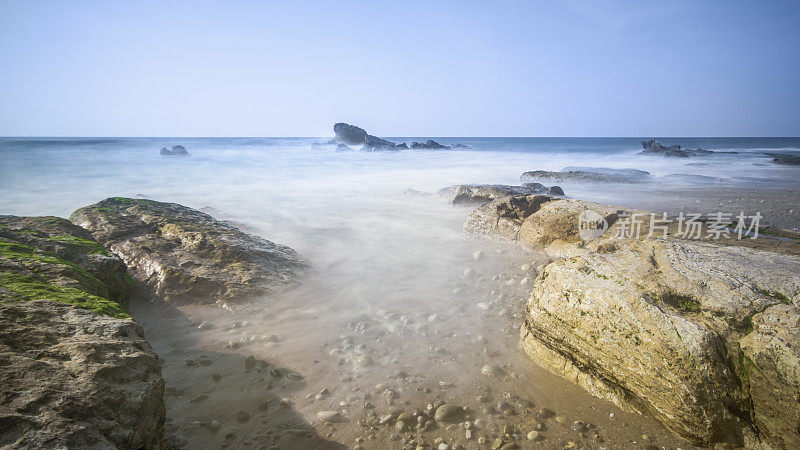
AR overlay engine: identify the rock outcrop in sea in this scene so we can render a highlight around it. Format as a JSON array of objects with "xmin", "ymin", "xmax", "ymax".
[
  {"xmin": 464, "ymin": 194, "xmax": 800, "ymax": 448},
  {"xmin": 0, "ymin": 215, "xmax": 167, "ymax": 448},
  {"xmin": 70, "ymin": 197, "xmax": 308, "ymax": 309},
  {"xmin": 160, "ymin": 145, "xmax": 189, "ymax": 156},
  {"xmin": 332, "ymin": 123, "xmax": 467, "ymax": 151},
  {"xmin": 521, "ymin": 167, "xmax": 653, "ymax": 183}
]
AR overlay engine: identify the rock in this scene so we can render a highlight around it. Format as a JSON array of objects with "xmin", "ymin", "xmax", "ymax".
[
  {"xmin": 244, "ymin": 355, "xmax": 256, "ymax": 371},
  {"xmin": 0, "ymin": 299, "xmax": 166, "ymax": 448},
  {"xmin": 463, "ymin": 195, "xmax": 556, "ymax": 241},
  {"xmin": 70, "ymin": 197, "xmax": 308, "ymax": 309},
  {"xmin": 508, "ymin": 201, "xmax": 798, "ymax": 446},
  {"xmin": 521, "ymin": 167, "xmax": 652, "ymax": 184},
  {"xmin": 640, "ymin": 139, "xmax": 721, "ymax": 157},
  {"xmin": 198, "ymin": 321, "xmax": 214, "ymax": 330},
  {"xmin": 335, "ymin": 143, "xmax": 354, "ymax": 152},
  {"xmin": 160, "ymin": 145, "xmax": 189, "ymax": 156},
  {"xmin": 318, "ymin": 411, "xmax": 346, "ymax": 423},
  {"xmin": 465, "ymin": 195, "xmax": 800, "ymax": 447},
  {"xmin": 209, "ymin": 420, "xmax": 220, "ymax": 432},
  {"xmin": 434, "ymin": 404, "xmax": 465, "ymax": 423},
  {"xmin": 236, "ymin": 410, "xmax": 250, "ymax": 423},
  {"xmin": 440, "ymin": 184, "xmax": 561, "ymax": 206},
  {"xmin": 0, "ymin": 215, "xmax": 133, "ymax": 313},
  {"xmin": 333, "ymin": 123, "xmax": 368, "ymax": 145},
  {"xmin": 333, "ymin": 122, "xmax": 398, "ymax": 150},
  {"xmin": 362, "ymin": 135, "xmax": 398, "ymax": 151},
  {"xmin": 410, "ymin": 139, "xmax": 450, "ymax": 150},
  {"xmin": 547, "ymin": 185, "xmax": 565, "ymax": 196},
  {"xmin": 480, "ymin": 364, "xmax": 503, "ymax": 377},
  {"xmin": 765, "ymin": 152, "xmax": 800, "ymax": 165},
  {"xmin": 395, "ymin": 143, "xmax": 409, "ymax": 149},
  {"xmin": 526, "ymin": 431, "xmax": 540, "ymax": 441}
]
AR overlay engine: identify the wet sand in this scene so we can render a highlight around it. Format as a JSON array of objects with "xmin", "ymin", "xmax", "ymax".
[{"xmin": 131, "ymin": 195, "xmax": 698, "ymax": 449}]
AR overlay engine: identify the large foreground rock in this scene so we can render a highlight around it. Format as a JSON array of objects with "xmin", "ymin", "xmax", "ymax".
[
  {"xmin": 70, "ymin": 197, "xmax": 308, "ymax": 309},
  {"xmin": 0, "ymin": 301, "xmax": 167, "ymax": 449},
  {"xmin": 465, "ymin": 196, "xmax": 800, "ymax": 448},
  {"xmin": 1, "ymin": 216, "xmax": 167, "ymax": 448}
]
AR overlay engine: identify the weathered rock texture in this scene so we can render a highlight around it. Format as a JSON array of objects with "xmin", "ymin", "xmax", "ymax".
[
  {"xmin": 0, "ymin": 215, "xmax": 167, "ymax": 448},
  {"xmin": 465, "ymin": 195, "xmax": 800, "ymax": 448},
  {"xmin": 0, "ymin": 301, "xmax": 167, "ymax": 449},
  {"xmin": 440, "ymin": 184, "xmax": 564, "ymax": 206},
  {"xmin": 70, "ymin": 197, "xmax": 307, "ymax": 308}
]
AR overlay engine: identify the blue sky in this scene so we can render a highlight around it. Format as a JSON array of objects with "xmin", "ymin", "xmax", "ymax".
[{"xmin": 0, "ymin": 0, "xmax": 798, "ymax": 137}]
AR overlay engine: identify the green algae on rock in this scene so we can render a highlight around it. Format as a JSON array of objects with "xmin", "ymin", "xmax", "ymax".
[
  {"xmin": 70, "ymin": 197, "xmax": 308, "ymax": 309},
  {"xmin": 0, "ymin": 215, "xmax": 167, "ymax": 448},
  {"xmin": 0, "ymin": 215, "xmax": 132, "ymax": 317}
]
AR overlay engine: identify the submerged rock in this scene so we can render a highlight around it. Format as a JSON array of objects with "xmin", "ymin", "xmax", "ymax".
[
  {"xmin": 160, "ymin": 145, "xmax": 189, "ymax": 156},
  {"xmin": 521, "ymin": 167, "xmax": 652, "ymax": 183},
  {"xmin": 70, "ymin": 197, "xmax": 308, "ymax": 309},
  {"xmin": 766, "ymin": 152, "xmax": 800, "ymax": 165},
  {"xmin": 434, "ymin": 404, "xmax": 465, "ymax": 423}
]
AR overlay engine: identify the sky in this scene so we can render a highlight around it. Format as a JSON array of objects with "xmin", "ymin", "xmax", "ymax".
[{"xmin": 0, "ymin": 0, "xmax": 798, "ymax": 137}]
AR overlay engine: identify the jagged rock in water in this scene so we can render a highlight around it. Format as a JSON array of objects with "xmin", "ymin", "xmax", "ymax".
[
  {"xmin": 395, "ymin": 143, "xmax": 409, "ymax": 149},
  {"xmin": 69, "ymin": 197, "xmax": 308, "ymax": 309},
  {"xmin": 335, "ymin": 143, "xmax": 354, "ymax": 152},
  {"xmin": 160, "ymin": 145, "xmax": 189, "ymax": 156},
  {"xmin": 639, "ymin": 139, "xmax": 721, "ymax": 158},
  {"xmin": 410, "ymin": 139, "xmax": 450, "ymax": 150},
  {"xmin": 333, "ymin": 122, "xmax": 397, "ymax": 150},
  {"xmin": 463, "ymin": 195, "xmax": 800, "ymax": 448},
  {"xmin": 521, "ymin": 167, "xmax": 652, "ymax": 183},
  {"xmin": 440, "ymin": 183, "xmax": 564, "ymax": 206},
  {"xmin": 333, "ymin": 123, "xmax": 368, "ymax": 145},
  {"xmin": 362, "ymin": 134, "xmax": 398, "ymax": 151},
  {"xmin": 0, "ymin": 216, "xmax": 167, "ymax": 448}
]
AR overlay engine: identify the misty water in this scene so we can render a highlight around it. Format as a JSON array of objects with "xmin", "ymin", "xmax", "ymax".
[{"xmin": 2, "ymin": 137, "xmax": 800, "ymax": 449}]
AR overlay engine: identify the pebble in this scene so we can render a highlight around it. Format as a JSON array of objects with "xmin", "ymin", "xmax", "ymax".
[
  {"xmin": 279, "ymin": 398, "xmax": 290, "ymax": 407},
  {"xmin": 434, "ymin": 404, "xmax": 465, "ymax": 423},
  {"xmin": 317, "ymin": 411, "xmax": 345, "ymax": 422},
  {"xmin": 355, "ymin": 355, "xmax": 375, "ymax": 368},
  {"xmin": 555, "ymin": 415, "xmax": 568, "ymax": 424},
  {"xmin": 481, "ymin": 364, "xmax": 503, "ymax": 377},
  {"xmin": 286, "ymin": 372, "xmax": 303, "ymax": 380},
  {"xmin": 189, "ymin": 394, "xmax": 208, "ymax": 403},
  {"xmin": 244, "ymin": 356, "xmax": 256, "ymax": 371},
  {"xmin": 473, "ymin": 250, "xmax": 484, "ymax": 260},
  {"xmin": 198, "ymin": 321, "xmax": 214, "ymax": 330},
  {"xmin": 236, "ymin": 411, "xmax": 250, "ymax": 423},
  {"xmin": 527, "ymin": 430, "xmax": 540, "ymax": 441},
  {"xmin": 572, "ymin": 421, "xmax": 587, "ymax": 432},
  {"xmin": 209, "ymin": 420, "xmax": 220, "ymax": 432}
]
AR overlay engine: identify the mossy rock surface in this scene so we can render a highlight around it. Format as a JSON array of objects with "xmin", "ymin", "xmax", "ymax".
[
  {"xmin": 0, "ymin": 215, "xmax": 131, "ymax": 317},
  {"xmin": 70, "ymin": 197, "xmax": 307, "ymax": 309}
]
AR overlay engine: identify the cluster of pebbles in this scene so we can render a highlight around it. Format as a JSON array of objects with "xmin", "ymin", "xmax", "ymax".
[{"xmin": 148, "ymin": 244, "xmax": 677, "ymax": 450}]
